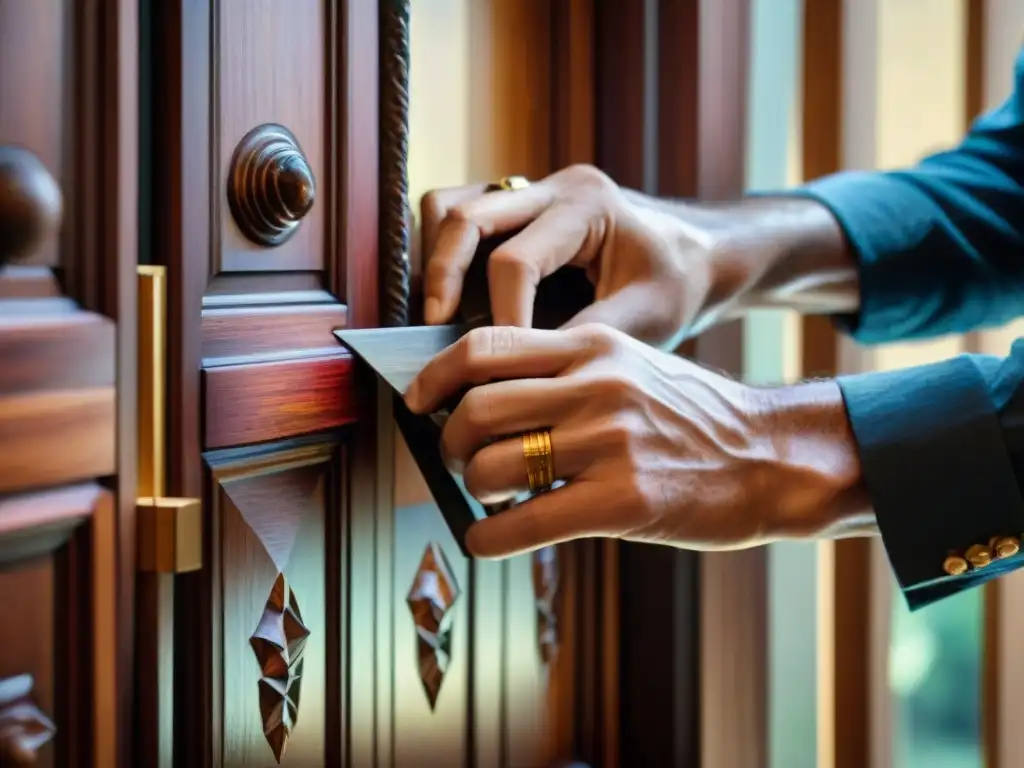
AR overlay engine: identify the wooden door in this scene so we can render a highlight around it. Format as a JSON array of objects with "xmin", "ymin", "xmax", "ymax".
[
  {"xmin": 0, "ymin": 0, "xmax": 137, "ymax": 765},
  {"xmin": 141, "ymin": 1, "xmax": 607, "ymax": 766}
]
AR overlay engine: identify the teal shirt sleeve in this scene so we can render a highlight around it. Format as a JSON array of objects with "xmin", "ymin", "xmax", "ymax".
[
  {"xmin": 784, "ymin": 49, "xmax": 1024, "ymax": 610},
  {"xmin": 800, "ymin": 51, "xmax": 1024, "ymax": 343}
]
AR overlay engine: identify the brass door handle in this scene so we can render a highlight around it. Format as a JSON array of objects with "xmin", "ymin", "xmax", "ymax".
[
  {"xmin": 136, "ymin": 266, "xmax": 202, "ymax": 573},
  {"xmin": 0, "ymin": 145, "xmax": 62, "ymax": 268}
]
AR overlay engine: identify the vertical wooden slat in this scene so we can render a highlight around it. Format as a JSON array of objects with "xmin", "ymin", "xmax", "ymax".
[
  {"xmin": 593, "ymin": 1, "xmax": 705, "ymax": 764},
  {"xmin": 799, "ymin": 3, "xmax": 892, "ymax": 768},
  {"xmin": 549, "ymin": 5, "xmax": 625, "ymax": 766},
  {"xmin": 971, "ymin": 3, "xmax": 1024, "ymax": 767},
  {"xmin": 687, "ymin": 1, "xmax": 764, "ymax": 766},
  {"xmin": 806, "ymin": 0, "xmax": 898, "ymax": 765}
]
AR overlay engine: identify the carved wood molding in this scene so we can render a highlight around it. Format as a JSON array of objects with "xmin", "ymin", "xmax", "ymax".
[
  {"xmin": 407, "ymin": 542, "xmax": 461, "ymax": 709},
  {"xmin": 0, "ymin": 674, "xmax": 56, "ymax": 765},
  {"xmin": 533, "ymin": 546, "xmax": 560, "ymax": 666},
  {"xmin": 379, "ymin": 0, "xmax": 411, "ymax": 328},
  {"xmin": 250, "ymin": 574, "xmax": 311, "ymax": 764}
]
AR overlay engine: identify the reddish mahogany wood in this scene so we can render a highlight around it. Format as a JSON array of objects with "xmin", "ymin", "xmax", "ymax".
[
  {"xmin": 202, "ymin": 303, "xmax": 348, "ymax": 365},
  {"xmin": 218, "ymin": 2, "xmax": 325, "ymax": 273},
  {"xmin": 203, "ymin": 353, "xmax": 358, "ymax": 449}
]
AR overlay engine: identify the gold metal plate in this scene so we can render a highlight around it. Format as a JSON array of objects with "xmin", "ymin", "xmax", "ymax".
[{"xmin": 137, "ymin": 497, "xmax": 202, "ymax": 573}]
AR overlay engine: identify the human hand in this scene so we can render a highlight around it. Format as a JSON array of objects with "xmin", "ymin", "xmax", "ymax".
[
  {"xmin": 404, "ymin": 323, "xmax": 867, "ymax": 558},
  {"xmin": 419, "ymin": 165, "xmax": 721, "ymax": 346}
]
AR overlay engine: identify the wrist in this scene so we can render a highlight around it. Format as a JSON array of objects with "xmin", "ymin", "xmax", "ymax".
[
  {"xmin": 750, "ymin": 379, "xmax": 874, "ymax": 541},
  {"xmin": 683, "ymin": 196, "xmax": 860, "ymax": 327}
]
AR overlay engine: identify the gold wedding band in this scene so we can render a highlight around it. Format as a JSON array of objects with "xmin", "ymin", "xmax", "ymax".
[
  {"xmin": 486, "ymin": 175, "xmax": 531, "ymax": 192},
  {"xmin": 522, "ymin": 429, "xmax": 555, "ymax": 493}
]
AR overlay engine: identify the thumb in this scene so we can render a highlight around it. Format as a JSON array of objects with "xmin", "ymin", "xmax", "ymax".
[{"xmin": 560, "ymin": 281, "xmax": 687, "ymax": 347}]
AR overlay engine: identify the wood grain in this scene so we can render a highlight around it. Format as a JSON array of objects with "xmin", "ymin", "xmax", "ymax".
[
  {"xmin": 0, "ymin": 0, "xmax": 66, "ymax": 268},
  {"xmin": 0, "ymin": 484, "xmax": 100, "ymax": 539},
  {"xmin": 0, "ymin": 556, "xmax": 57, "ymax": 768},
  {"xmin": 202, "ymin": 304, "xmax": 347, "ymax": 365},
  {"xmin": 0, "ymin": 387, "xmax": 116, "ymax": 494},
  {"xmin": 0, "ymin": 485, "xmax": 104, "ymax": 766},
  {"xmin": 155, "ymin": 0, "xmax": 370, "ymax": 761},
  {"xmin": 0, "ymin": 311, "xmax": 115, "ymax": 394},
  {"xmin": 203, "ymin": 354, "xmax": 358, "ymax": 449},
  {"xmin": 207, "ymin": 437, "xmax": 339, "ymax": 766},
  {"xmin": 218, "ymin": 0, "xmax": 325, "ymax": 273}
]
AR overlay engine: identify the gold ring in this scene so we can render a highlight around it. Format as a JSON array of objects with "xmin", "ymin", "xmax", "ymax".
[
  {"xmin": 522, "ymin": 429, "xmax": 554, "ymax": 493},
  {"xmin": 486, "ymin": 175, "xmax": 531, "ymax": 192}
]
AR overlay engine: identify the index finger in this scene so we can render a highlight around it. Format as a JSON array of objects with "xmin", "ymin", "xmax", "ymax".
[
  {"xmin": 404, "ymin": 325, "xmax": 582, "ymax": 414},
  {"xmin": 423, "ymin": 182, "xmax": 555, "ymax": 325}
]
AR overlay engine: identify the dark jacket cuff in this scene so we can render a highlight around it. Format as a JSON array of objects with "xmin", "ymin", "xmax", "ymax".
[{"xmin": 839, "ymin": 354, "xmax": 1024, "ymax": 610}]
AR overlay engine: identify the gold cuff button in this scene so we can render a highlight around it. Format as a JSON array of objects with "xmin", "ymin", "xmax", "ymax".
[
  {"xmin": 992, "ymin": 536, "xmax": 1020, "ymax": 559},
  {"xmin": 943, "ymin": 555, "xmax": 969, "ymax": 576},
  {"xmin": 965, "ymin": 544, "xmax": 992, "ymax": 568}
]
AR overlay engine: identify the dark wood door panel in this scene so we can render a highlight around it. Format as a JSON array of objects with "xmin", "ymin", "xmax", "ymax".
[
  {"xmin": 155, "ymin": 1, "xmax": 368, "ymax": 763},
  {"xmin": 206, "ymin": 436, "xmax": 342, "ymax": 766},
  {"xmin": 0, "ymin": 312, "xmax": 116, "ymax": 496},
  {"xmin": 0, "ymin": 0, "xmax": 67, "ymax": 269},
  {"xmin": 218, "ymin": 0, "xmax": 325, "ymax": 274},
  {"xmin": 2, "ymin": 0, "xmax": 137, "ymax": 765},
  {"xmin": 0, "ymin": 556, "xmax": 58, "ymax": 767},
  {"xmin": 0, "ymin": 484, "xmax": 110, "ymax": 766}
]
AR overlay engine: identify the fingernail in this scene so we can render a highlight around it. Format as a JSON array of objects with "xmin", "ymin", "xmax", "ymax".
[{"xmin": 424, "ymin": 297, "xmax": 441, "ymax": 325}]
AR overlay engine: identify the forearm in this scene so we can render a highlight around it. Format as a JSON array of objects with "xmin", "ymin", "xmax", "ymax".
[{"xmin": 624, "ymin": 190, "xmax": 860, "ymax": 331}]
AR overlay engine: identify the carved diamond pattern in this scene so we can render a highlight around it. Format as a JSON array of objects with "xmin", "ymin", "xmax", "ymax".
[
  {"xmin": 407, "ymin": 542, "xmax": 461, "ymax": 709},
  {"xmin": 250, "ymin": 574, "xmax": 310, "ymax": 763},
  {"xmin": 532, "ymin": 546, "xmax": 559, "ymax": 665},
  {"xmin": 0, "ymin": 674, "xmax": 55, "ymax": 763}
]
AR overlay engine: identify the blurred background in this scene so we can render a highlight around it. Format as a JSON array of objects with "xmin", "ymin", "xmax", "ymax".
[{"xmin": 406, "ymin": 1, "xmax": 1023, "ymax": 767}]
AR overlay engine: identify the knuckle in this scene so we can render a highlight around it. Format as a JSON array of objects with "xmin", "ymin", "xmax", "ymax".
[
  {"xmin": 461, "ymin": 456, "xmax": 492, "ymax": 502},
  {"xmin": 585, "ymin": 369, "xmax": 636, "ymax": 407},
  {"xmin": 446, "ymin": 200, "xmax": 476, "ymax": 225},
  {"xmin": 457, "ymin": 387, "xmax": 494, "ymax": 433},
  {"xmin": 561, "ymin": 163, "xmax": 614, "ymax": 192},
  {"xmin": 571, "ymin": 322, "xmax": 620, "ymax": 354},
  {"xmin": 459, "ymin": 327, "xmax": 493, "ymax": 370},
  {"xmin": 603, "ymin": 416, "xmax": 637, "ymax": 452},
  {"xmin": 460, "ymin": 325, "xmax": 520, "ymax": 371},
  {"xmin": 458, "ymin": 327, "xmax": 489, "ymax": 365},
  {"xmin": 425, "ymin": 252, "xmax": 456, "ymax": 279},
  {"xmin": 420, "ymin": 189, "xmax": 446, "ymax": 221},
  {"xmin": 487, "ymin": 246, "xmax": 541, "ymax": 288}
]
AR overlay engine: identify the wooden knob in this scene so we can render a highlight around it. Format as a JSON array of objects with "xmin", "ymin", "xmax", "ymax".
[
  {"xmin": 227, "ymin": 124, "xmax": 315, "ymax": 247},
  {"xmin": 0, "ymin": 146, "xmax": 62, "ymax": 268}
]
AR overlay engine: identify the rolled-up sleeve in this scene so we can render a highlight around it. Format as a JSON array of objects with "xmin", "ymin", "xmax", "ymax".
[{"xmin": 783, "ymin": 51, "xmax": 1024, "ymax": 610}]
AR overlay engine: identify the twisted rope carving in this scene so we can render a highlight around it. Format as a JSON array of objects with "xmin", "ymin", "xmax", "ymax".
[{"xmin": 380, "ymin": 0, "xmax": 411, "ymax": 327}]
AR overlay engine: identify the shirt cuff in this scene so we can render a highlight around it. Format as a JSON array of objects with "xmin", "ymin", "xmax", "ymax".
[{"xmin": 838, "ymin": 354, "xmax": 1024, "ymax": 611}]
